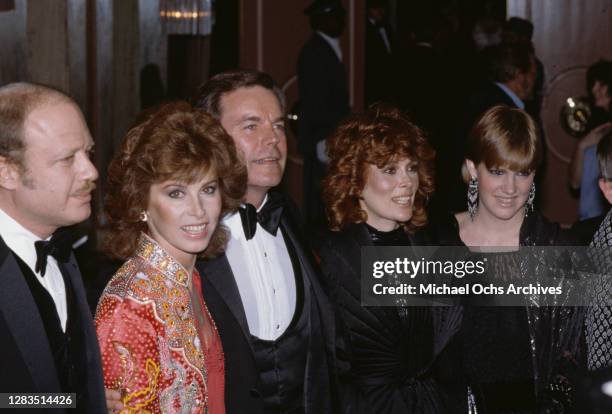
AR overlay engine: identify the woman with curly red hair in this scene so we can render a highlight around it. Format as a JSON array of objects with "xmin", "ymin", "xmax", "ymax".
[
  {"xmin": 95, "ymin": 102, "xmax": 246, "ymax": 413},
  {"xmin": 317, "ymin": 103, "xmax": 460, "ymax": 413}
]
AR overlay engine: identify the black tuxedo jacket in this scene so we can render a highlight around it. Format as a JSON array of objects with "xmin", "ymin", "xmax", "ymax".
[
  {"xmin": 0, "ymin": 235, "xmax": 107, "ymax": 413},
  {"xmin": 297, "ymin": 32, "xmax": 349, "ymax": 156},
  {"xmin": 365, "ymin": 19, "xmax": 394, "ymax": 105},
  {"xmin": 196, "ymin": 195, "xmax": 339, "ymax": 414}
]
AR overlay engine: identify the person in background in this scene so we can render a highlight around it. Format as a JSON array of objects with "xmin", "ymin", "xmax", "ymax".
[
  {"xmin": 365, "ymin": 0, "xmax": 394, "ymax": 106},
  {"xmin": 502, "ymin": 17, "xmax": 545, "ymax": 122},
  {"xmin": 443, "ymin": 41, "xmax": 537, "ymax": 215},
  {"xmin": 0, "ymin": 83, "xmax": 106, "ymax": 412},
  {"xmin": 96, "ymin": 102, "xmax": 246, "ymax": 413},
  {"xmin": 569, "ymin": 60, "xmax": 612, "ymax": 221},
  {"xmin": 298, "ymin": 0, "xmax": 350, "ymax": 228}
]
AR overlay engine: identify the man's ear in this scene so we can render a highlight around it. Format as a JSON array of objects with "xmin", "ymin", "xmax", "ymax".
[
  {"xmin": 0, "ymin": 156, "xmax": 21, "ymax": 190},
  {"xmin": 598, "ymin": 178, "xmax": 612, "ymax": 205}
]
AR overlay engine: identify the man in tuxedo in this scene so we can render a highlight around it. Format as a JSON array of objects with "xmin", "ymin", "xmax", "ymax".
[
  {"xmin": 297, "ymin": 0, "xmax": 350, "ymax": 227},
  {"xmin": 0, "ymin": 83, "xmax": 106, "ymax": 412},
  {"xmin": 193, "ymin": 70, "xmax": 339, "ymax": 413},
  {"xmin": 365, "ymin": 0, "xmax": 394, "ymax": 106}
]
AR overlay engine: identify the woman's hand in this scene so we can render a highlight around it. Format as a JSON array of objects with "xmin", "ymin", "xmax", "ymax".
[{"xmin": 105, "ymin": 388, "xmax": 124, "ymax": 413}]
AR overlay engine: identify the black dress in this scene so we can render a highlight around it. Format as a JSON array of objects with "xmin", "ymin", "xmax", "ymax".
[
  {"xmin": 317, "ymin": 223, "xmax": 462, "ymax": 413},
  {"xmin": 429, "ymin": 212, "xmax": 584, "ymax": 413}
]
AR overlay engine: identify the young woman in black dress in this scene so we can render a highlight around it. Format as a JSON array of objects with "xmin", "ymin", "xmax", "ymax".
[{"xmin": 432, "ymin": 105, "xmax": 584, "ymax": 413}]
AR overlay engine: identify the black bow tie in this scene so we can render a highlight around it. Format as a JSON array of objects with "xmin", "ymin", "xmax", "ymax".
[
  {"xmin": 34, "ymin": 233, "xmax": 72, "ymax": 276},
  {"xmin": 238, "ymin": 193, "xmax": 284, "ymax": 240}
]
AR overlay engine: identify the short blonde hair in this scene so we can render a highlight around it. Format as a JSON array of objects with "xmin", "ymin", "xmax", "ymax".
[{"xmin": 462, "ymin": 105, "xmax": 541, "ymax": 182}]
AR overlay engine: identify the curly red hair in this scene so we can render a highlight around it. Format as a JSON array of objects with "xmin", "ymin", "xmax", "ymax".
[
  {"xmin": 322, "ymin": 103, "xmax": 435, "ymax": 232},
  {"xmin": 103, "ymin": 101, "xmax": 247, "ymax": 259}
]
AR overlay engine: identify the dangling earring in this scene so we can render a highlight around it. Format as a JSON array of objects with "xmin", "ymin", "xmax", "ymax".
[
  {"xmin": 467, "ymin": 177, "xmax": 478, "ymax": 221},
  {"xmin": 140, "ymin": 211, "xmax": 148, "ymax": 222},
  {"xmin": 524, "ymin": 183, "xmax": 536, "ymax": 217}
]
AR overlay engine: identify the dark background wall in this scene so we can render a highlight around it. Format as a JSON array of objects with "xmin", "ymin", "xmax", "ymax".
[{"xmin": 1, "ymin": 0, "xmax": 611, "ymax": 226}]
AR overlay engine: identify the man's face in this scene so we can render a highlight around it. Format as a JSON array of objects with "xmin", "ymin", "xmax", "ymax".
[
  {"xmin": 518, "ymin": 56, "xmax": 537, "ymax": 100},
  {"xmin": 368, "ymin": 6, "xmax": 386, "ymax": 23},
  {"xmin": 9, "ymin": 101, "xmax": 98, "ymax": 237},
  {"xmin": 218, "ymin": 86, "xmax": 287, "ymax": 205}
]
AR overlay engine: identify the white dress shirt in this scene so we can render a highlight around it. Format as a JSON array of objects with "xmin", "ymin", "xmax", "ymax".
[
  {"xmin": 368, "ymin": 17, "xmax": 391, "ymax": 53},
  {"xmin": 495, "ymin": 82, "xmax": 525, "ymax": 109},
  {"xmin": 225, "ymin": 196, "xmax": 297, "ymax": 341},
  {"xmin": 317, "ymin": 30, "xmax": 343, "ymax": 62},
  {"xmin": 0, "ymin": 208, "xmax": 67, "ymax": 331}
]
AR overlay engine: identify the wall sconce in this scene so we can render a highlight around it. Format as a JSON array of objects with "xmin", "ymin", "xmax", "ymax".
[{"xmin": 160, "ymin": 0, "xmax": 213, "ymax": 35}]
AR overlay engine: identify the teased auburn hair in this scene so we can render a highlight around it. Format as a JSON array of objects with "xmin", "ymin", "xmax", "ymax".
[
  {"xmin": 462, "ymin": 105, "xmax": 541, "ymax": 182},
  {"xmin": 103, "ymin": 101, "xmax": 247, "ymax": 259},
  {"xmin": 322, "ymin": 103, "xmax": 435, "ymax": 232}
]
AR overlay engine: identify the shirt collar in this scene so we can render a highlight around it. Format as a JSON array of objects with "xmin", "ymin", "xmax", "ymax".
[
  {"xmin": 495, "ymin": 82, "xmax": 525, "ymax": 109},
  {"xmin": 0, "ymin": 207, "xmax": 49, "ymax": 271},
  {"xmin": 316, "ymin": 31, "xmax": 343, "ymax": 61}
]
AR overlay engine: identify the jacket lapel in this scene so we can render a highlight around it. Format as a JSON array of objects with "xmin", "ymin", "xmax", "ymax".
[
  {"xmin": 197, "ymin": 255, "xmax": 252, "ymax": 343},
  {"xmin": 0, "ymin": 236, "xmax": 61, "ymax": 393},
  {"xmin": 61, "ymin": 253, "xmax": 106, "ymax": 412}
]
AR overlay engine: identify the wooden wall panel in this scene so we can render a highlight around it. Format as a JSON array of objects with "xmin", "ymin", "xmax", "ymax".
[
  {"xmin": 67, "ymin": 0, "xmax": 87, "ymax": 110},
  {"xmin": 508, "ymin": 0, "xmax": 612, "ymax": 224},
  {"xmin": 26, "ymin": 0, "xmax": 69, "ymax": 90},
  {"xmin": 112, "ymin": 0, "xmax": 140, "ymax": 148},
  {"xmin": 0, "ymin": 2, "xmax": 26, "ymax": 85}
]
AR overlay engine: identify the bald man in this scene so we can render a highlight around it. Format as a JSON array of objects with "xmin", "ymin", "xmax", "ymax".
[{"xmin": 0, "ymin": 83, "xmax": 106, "ymax": 413}]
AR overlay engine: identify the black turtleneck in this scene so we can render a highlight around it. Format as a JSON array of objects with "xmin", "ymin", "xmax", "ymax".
[{"xmin": 365, "ymin": 223, "xmax": 411, "ymax": 246}]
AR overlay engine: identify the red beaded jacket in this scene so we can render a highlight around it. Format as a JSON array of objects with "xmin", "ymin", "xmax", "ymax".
[{"xmin": 95, "ymin": 234, "xmax": 225, "ymax": 414}]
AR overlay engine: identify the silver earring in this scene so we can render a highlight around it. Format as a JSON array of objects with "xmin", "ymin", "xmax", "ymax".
[
  {"xmin": 524, "ymin": 183, "xmax": 536, "ymax": 217},
  {"xmin": 467, "ymin": 177, "xmax": 478, "ymax": 220},
  {"xmin": 140, "ymin": 211, "xmax": 148, "ymax": 222}
]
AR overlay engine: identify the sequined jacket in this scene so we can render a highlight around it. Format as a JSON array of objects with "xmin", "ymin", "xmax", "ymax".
[{"xmin": 95, "ymin": 234, "xmax": 224, "ymax": 414}]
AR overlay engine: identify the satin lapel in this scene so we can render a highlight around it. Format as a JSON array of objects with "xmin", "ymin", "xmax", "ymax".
[
  {"xmin": 196, "ymin": 255, "xmax": 251, "ymax": 342},
  {"xmin": 61, "ymin": 254, "xmax": 106, "ymax": 412},
  {"xmin": 280, "ymin": 216, "xmax": 339, "ymax": 412},
  {"xmin": 0, "ymin": 237, "xmax": 61, "ymax": 392},
  {"xmin": 279, "ymin": 215, "xmax": 336, "ymax": 338}
]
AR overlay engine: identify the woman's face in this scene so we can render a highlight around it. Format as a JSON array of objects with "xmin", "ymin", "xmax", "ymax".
[
  {"xmin": 467, "ymin": 160, "xmax": 534, "ymax": 222},
  {"xmin": 146, "ymin": 171, "xmax": 221, "ymax": 269},
  {"xmin": 592, "ymin": 80, "xmax": 611, "ymax": 110},
  {"xmin": 359, "ymin": 157, "xmax": 419, "ymax": 232}
]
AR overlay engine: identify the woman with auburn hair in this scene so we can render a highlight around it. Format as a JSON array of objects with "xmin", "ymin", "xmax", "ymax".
[
  {"xmin": 433, "ymin": 105, "xmax": 584, "ymax": 413},
  {"xmin": 317, "ymin": 103, "xmax": 461, "ymax": 413},
  {"xmin": 95, "ymin": 102, "xmax": 246, "ymax": 414}
]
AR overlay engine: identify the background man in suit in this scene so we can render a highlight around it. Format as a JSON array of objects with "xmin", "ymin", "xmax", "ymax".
[
  {"xmin": 194, "ymin": 70, "xmax": 339, "ymax": 414},
  {"xmin": 298, "ymin": 0, "xmax": 350, "ymax": 228},
  {"xmin": 440, "ymin": 41, "xmax": 537, "ymax": 214},
  {"xmin": 365, "ymin": 0, "xmax": 394, "ymax": 106},
  {"xmin": 0, "ymin": 83, "xmax": 106, "ymax": 413}
]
